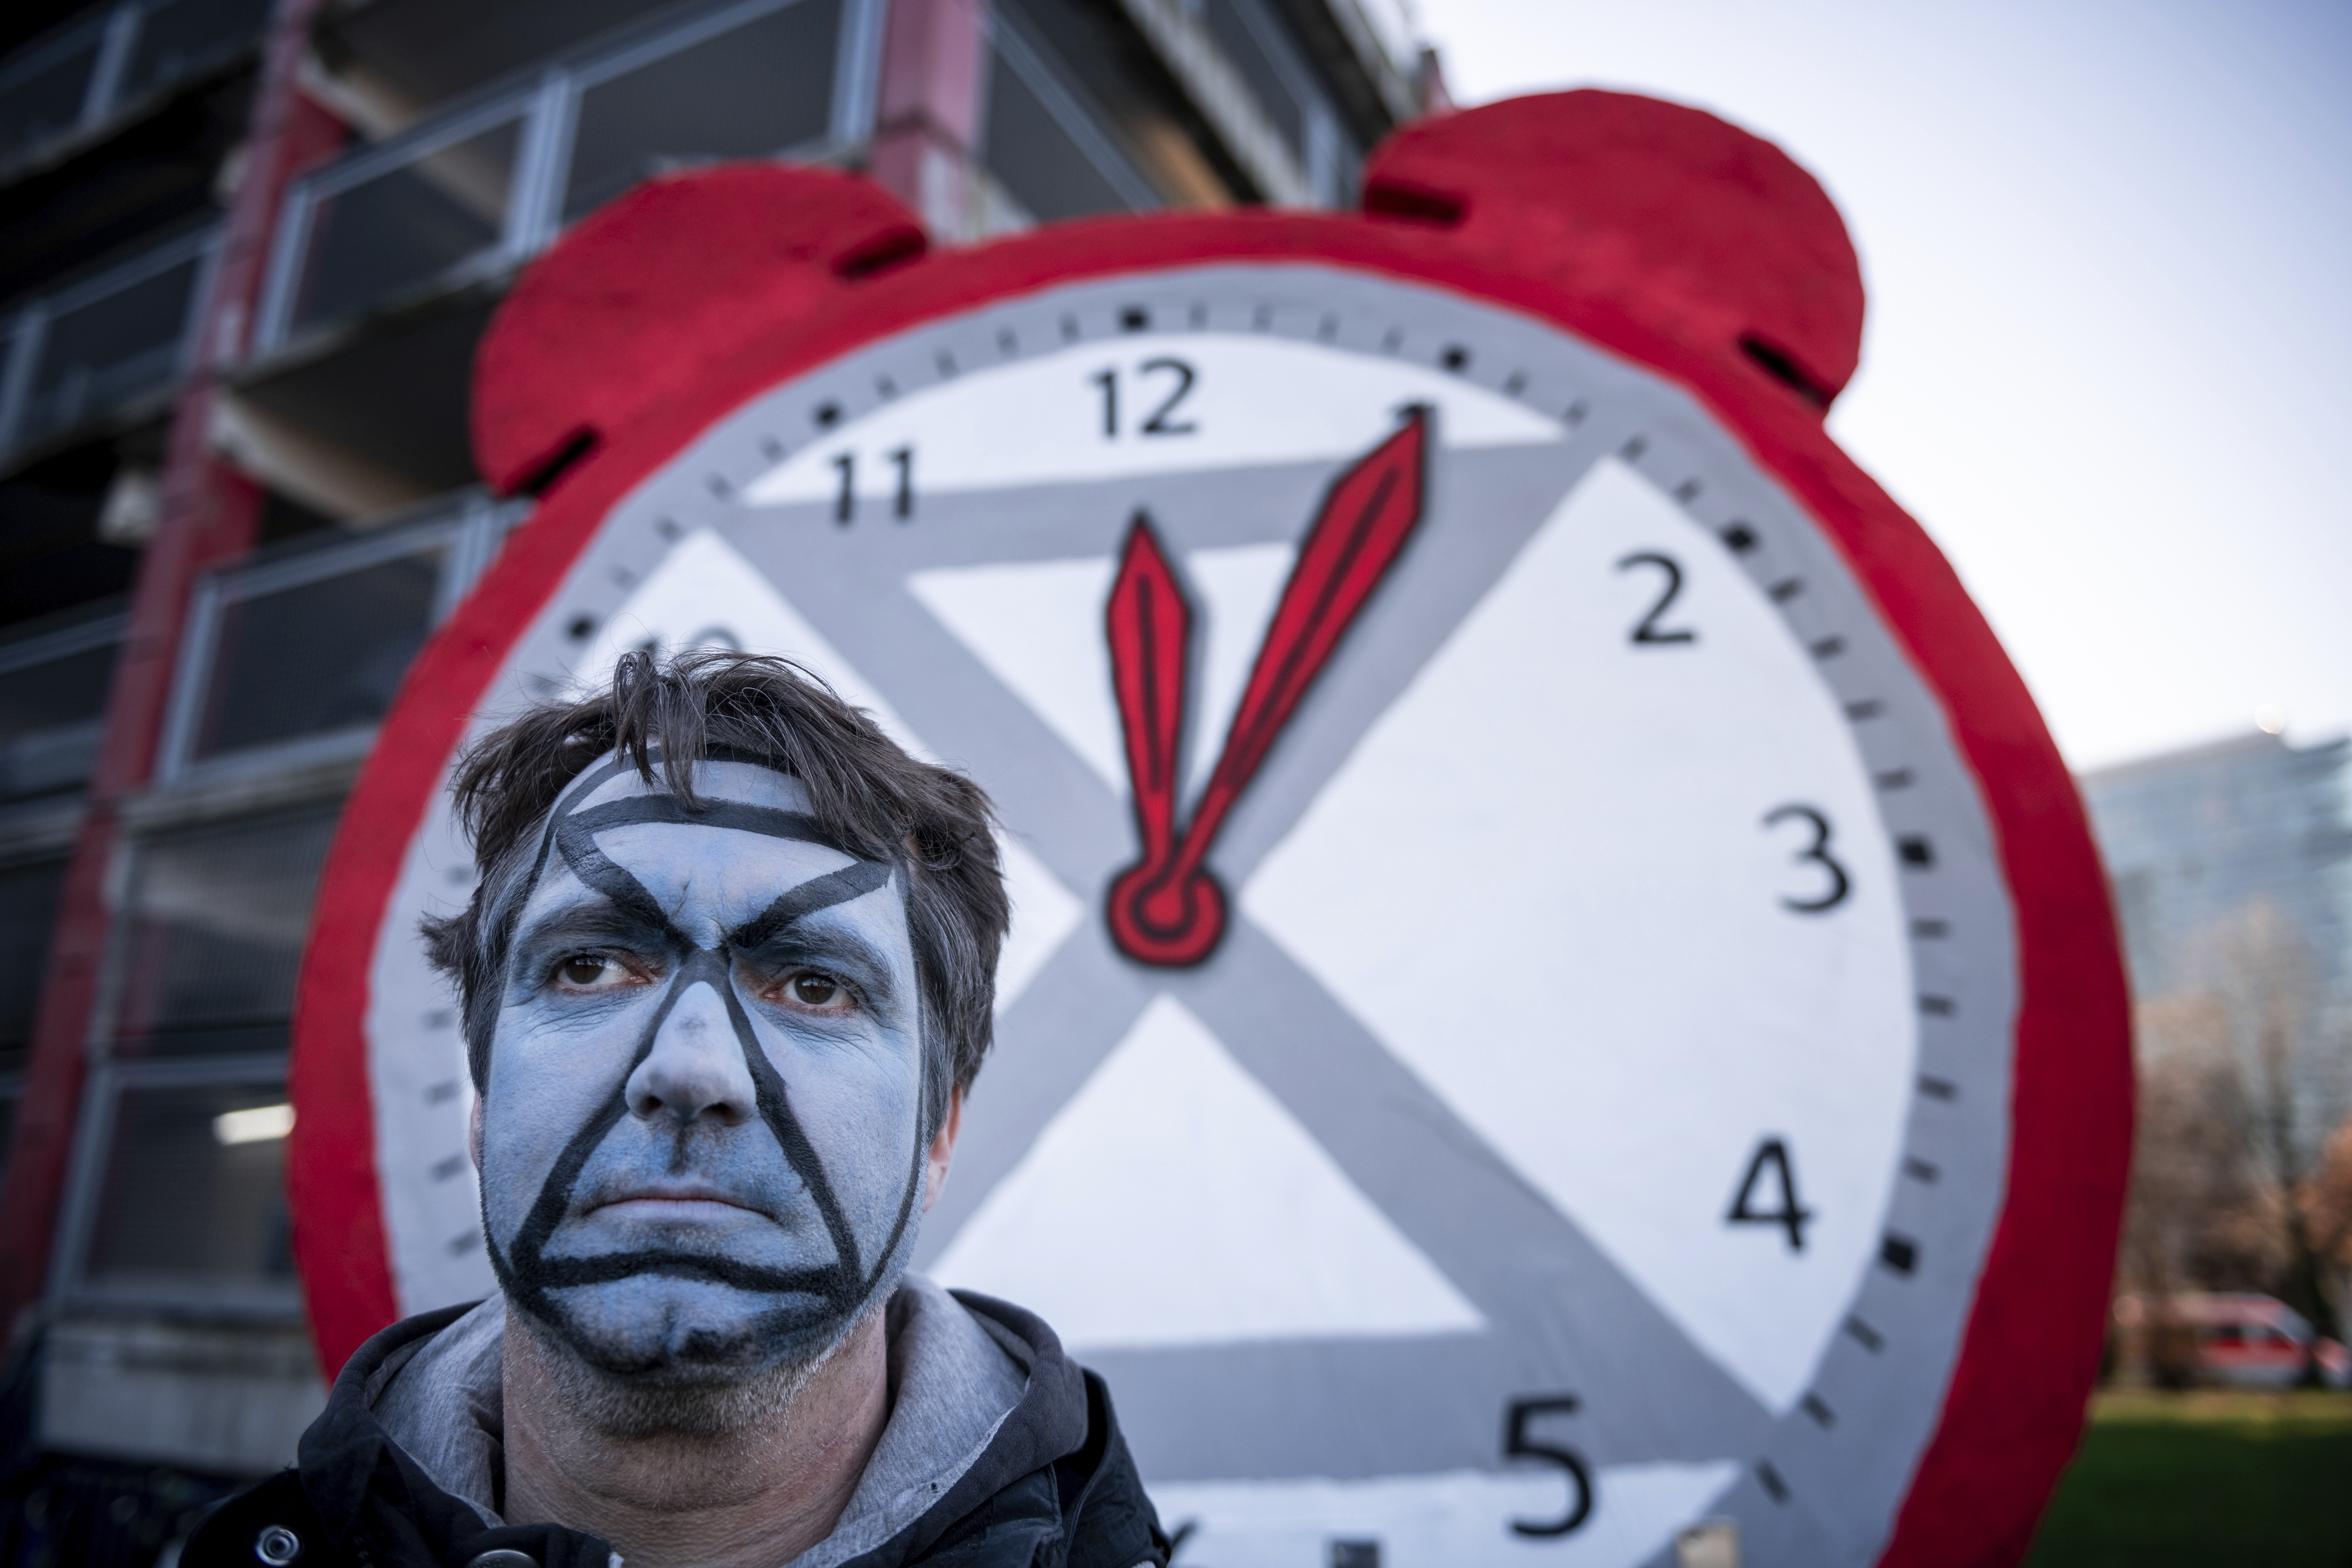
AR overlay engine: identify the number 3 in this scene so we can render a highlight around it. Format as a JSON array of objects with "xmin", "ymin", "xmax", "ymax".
[
  {"xmin": 1763, "ymin": 803, "xmax": 1850, "ymax": 913},
  {"xmin": 1503, "ymin": 1396, "xmax": 1595, "ymax": 1537}
]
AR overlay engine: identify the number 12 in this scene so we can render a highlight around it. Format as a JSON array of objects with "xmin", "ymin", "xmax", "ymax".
[{"xmin": 1092, "ymin": 358, "xmax": 1199, "ymax": 438}]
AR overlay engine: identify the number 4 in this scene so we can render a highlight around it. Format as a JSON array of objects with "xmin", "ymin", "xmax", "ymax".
[{"xmin": 1728, "ymin": 1137, "xmax": 1813, "ymax": 1252}]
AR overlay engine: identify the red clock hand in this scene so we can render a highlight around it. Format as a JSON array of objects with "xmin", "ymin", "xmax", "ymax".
[
  {"xmin": 1105, "ymin": 512, "xmax": 1192, "ymax": 892},
  {"xmin": 1108, "ymin": 407, "xmax": 1431, "ymax": 965}
]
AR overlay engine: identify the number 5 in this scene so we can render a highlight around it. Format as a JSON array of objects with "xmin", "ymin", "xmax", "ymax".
[{"xmin": 1504, "ymin": 1396, "xmax": 1595, "ymax": 1537}]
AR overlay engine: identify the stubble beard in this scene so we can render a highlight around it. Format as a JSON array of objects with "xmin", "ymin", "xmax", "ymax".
[{"xmin": 514, "ymin": 1284, "xmax": 887, "ymax": 1440}]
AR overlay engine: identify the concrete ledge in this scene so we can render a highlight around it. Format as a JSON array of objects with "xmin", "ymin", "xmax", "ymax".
[{"xmin": 40, "ymin": 1315, "xmax": 326, "ymax": 1476}]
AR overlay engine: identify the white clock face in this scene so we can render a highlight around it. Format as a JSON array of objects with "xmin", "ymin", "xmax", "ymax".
[{"xmin": 363, "ymin": 265, "xmax": 2016, "ymax": 1568}]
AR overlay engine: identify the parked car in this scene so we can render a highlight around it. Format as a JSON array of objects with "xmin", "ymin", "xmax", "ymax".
[{"xmin": 2115, "ymin": 1292, "xmax": 2352, "ymax": 1389}]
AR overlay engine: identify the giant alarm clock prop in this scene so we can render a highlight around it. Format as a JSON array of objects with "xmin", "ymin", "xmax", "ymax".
[{"xmin": 290, "ymin": 91, "xmax": 2131, "ymax": 1568}]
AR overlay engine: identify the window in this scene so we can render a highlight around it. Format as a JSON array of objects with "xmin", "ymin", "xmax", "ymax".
[
  {"xmin": 120, "ymin": 0, "xmax": 275, "ymax": 105},
  {"xmin": 189, "ymin": 550, "xmax": 442, "ymax": 762},
  {"xmin": 161, "ymin": 493, "xmax": 518, "ymax": 778},
  {"xmin": 1197, "ymin": 0, "xmax": 1354, "ymax": 204},
  {"xmin": 285, "ymin": 116, "xmax": 523, "ymax": 339},
  {"xmin": 980, "ymin": 9, "xmax": 1160, "ymax": 226},
  {"xmin": 0, "ymin": 858, "xmax": 68, "ymax": 1074},
  {"xmin": 0, "ymin": 230, "xmax": 219, "ymax": 459},
  {"xmin": 981, "ymin": 46, "xmax": 1127, "ymax": 224},
  {"xmin": 562, "ymin": 0, "xmax": 846, "ymax": 223},
  {"xmin": 58, "ymin": 804, "xmax": 342, "ymax": 1312},
  {"xmin": 78, "ymin": 1075, "xmax": 300, "ymax": 1308},
  {"xmin": 108, "ymin": 810, "xmax": 342, "ymax": 1062},
  {"xmin": 0, "ymin": 23, "xmax": 104, "ymax": 169},
  {"xmin": 261, "ymin": 0, "xmax": 883, "ymax": 353},
  {"xmin": 0, "ymin": 856, "xmax": 69, "ymax": 1169},
  {"xmin": 0, "ymin": 610, "xmax": 125, "ymax": 802}
]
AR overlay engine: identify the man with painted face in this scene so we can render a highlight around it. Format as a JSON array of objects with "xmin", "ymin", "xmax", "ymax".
[{"xmin": 187, "ymin": 652, "xmax": 1168, "ymax": 1568}]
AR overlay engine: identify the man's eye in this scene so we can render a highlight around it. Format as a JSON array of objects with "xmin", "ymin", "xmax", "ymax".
[
  {"xmin": 789, "ymin": 973, "xmax": 844, "ymax": 1008},
  {"xmin": 556, "ymin": 954, "xmax": 627, "ymax": 988}
]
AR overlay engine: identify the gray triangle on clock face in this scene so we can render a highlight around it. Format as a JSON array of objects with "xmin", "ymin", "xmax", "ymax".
[
  {"xmin": 711, "ymin": 443, "xmax": 1792, "ymax": 1447},
  {"xmin": 372, "ymin": 263, "xmax": 2023, "ymax": 1568}
]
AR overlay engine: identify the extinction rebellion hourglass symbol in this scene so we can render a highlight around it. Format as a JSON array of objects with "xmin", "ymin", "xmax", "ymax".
[{"xmin": 1104, "ymin": 407, "xmax": 1430, "ymax": 965}]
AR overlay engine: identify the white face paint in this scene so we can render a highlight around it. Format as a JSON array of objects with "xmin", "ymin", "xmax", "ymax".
[{"xmin": 478, "ymin": 753, "xmax": 928, "ymax": 1380}]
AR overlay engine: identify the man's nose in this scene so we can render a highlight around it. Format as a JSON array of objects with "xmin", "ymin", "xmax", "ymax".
[{"xmin": 625, "ymin": 978, "xmax": 757, "ymax": 1128}]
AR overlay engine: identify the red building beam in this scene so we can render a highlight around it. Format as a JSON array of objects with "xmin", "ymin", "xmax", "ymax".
[{"xmin": 866, "ymin": 0, "xmax": 990, "ymax": 240}]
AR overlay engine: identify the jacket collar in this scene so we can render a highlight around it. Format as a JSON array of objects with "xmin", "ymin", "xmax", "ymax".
[{"xmin": 296, "ymin": 1289, "xmax": 1095, "ymax": 1568}]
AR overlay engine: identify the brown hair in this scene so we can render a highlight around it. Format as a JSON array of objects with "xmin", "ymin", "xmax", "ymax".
[{"xmin": 421, "ymin": 649, "xmax": 1007, "ymax": 1128}]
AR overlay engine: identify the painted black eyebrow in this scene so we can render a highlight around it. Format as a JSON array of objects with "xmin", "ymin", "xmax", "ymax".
[
  {"xmin": 729, "ymin": 860, "xmax": 893, "ymax": 951},
  {"xmin": 734, "ymin": 921, "xmax": 904, "ymax": 1018},
  {"xmin": 506, "ymin": 894, "xmax": 675, "ymax": 974},
  {"xmin": 564, "ymin": 794, "xmax": 851, "ymax": 855},
  {"xmin": 509, "ymin": 857, "xmax": 891, "ymax": 971}
]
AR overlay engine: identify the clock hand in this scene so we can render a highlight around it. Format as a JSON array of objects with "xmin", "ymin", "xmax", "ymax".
[
  {"xmin": 1104, "ymin": 511, "xmax": 1192, "ymax": 901},
  {"xmin": 1108, "ymin": 407, "xmax": 1431, "ymax": 965}
]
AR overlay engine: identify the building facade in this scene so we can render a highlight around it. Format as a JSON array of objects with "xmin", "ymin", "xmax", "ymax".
[
  {"xmin": 0, "ymin": 0, "xmax": 1424, "ymax": 1555},
  {"xmin": 2081, "ymin": 731, "xmax": 2352, "ymax": 1017},
  {"xmin": 2080, "ymin": 728, "xmax": 2352, "ymax": 1336}
]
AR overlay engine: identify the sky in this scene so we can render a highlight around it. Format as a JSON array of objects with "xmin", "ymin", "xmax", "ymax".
[{"xmin": 1400, "ymin": 0, "xmax": 2351, "ymax": 772}]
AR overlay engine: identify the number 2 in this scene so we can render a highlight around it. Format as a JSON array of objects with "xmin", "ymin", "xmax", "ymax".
[
  {"xmin": 1616, "ymin": 551, "xmax": 1696, "ymax": 644},
  {"xmin": 1502, "ymin": 1396, "xmax": 1594, "ymax": 1537},
  {"xmin": 1138, "ymin": 357, "xmax": 1198, "ymax": 433}
]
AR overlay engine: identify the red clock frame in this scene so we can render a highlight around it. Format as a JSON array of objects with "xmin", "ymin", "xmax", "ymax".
[{"xmin": 286, "ymin": 89, "xmax": 2131, "ymax": 1568}]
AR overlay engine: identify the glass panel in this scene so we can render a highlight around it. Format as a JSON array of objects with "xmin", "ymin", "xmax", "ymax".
[
  {"xmin": 0, "ymin": 636, "xmax": 119, "ymax": 801},
  {"xmin": 0, "ymin": 28, "xmax": 101, "ymax": 166},
  {"xmin": 111, "ymin": 808, "xmax": 339, "ymax": 1058},
  {"xmin": 82, "ymin": 1075, "xmax": 298, "ymax": 1305},
  {"xmin": 0, "ymin": 858, "xmax": 68, "ymax": 1077},
  {"xmin": 983, "ymin": 44, "xmax": 1129, "ymax": 224},
  {"xmin": 1202, "ymin": 0, "xmax": 1304, "ymax": 158},
  {"xmin": 562, "ymin": 0, "xmax": 844, "ymax": 222},
  {"xmin": 290, "ymin": 118, "xmax": 520, "ymax": 336},
  {"xmin": 120, "ymin": 0, "xmax": 275, "ymax": 102},
  {"xmin": 19, "ymin": 253, "xmax": 206, "ymax": 446},
  {"xmin": 193, "ymin": 547, "xmax": 442, "ymax": 761}
]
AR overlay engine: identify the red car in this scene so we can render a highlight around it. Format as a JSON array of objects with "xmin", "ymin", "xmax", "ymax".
[{"xmin": 2117, "ymin": 1292, "xmax": 2352, "ymax": 1389}]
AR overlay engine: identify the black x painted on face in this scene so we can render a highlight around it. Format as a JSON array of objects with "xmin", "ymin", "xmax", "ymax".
[{"xmin": 479, "ymin": 750, "xmax": 930, "ymax": 1372}]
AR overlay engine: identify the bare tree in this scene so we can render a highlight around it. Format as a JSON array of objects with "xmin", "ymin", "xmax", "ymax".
[
  {"xmin": 2115, "ymin": 900, "xmax": 2352, "ymax": 1382},
  {"xmin": 2304, "ymin": 1110, "xmax": 2352, "ymax": 1338},
  {"xmin": 2119, "ymin": 995, "xmax": 2271, "ymax": 1303},
  {"xmin": 2203, "ymin": 901, "xmax": 2350, "ymax": 1355}
]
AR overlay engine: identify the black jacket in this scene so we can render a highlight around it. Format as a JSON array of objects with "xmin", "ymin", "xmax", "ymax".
[{"xmin": 183, "ymin": 1295, "xmax": 1168, "ymax": 1568}]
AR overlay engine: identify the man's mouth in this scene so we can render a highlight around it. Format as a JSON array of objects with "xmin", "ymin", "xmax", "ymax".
[{"xmin": 587, "ymin": 1181, "xmax": 764, "ymax": 1219}]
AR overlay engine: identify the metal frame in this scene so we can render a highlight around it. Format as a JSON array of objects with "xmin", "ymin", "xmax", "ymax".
[
  {"xmin": 255, "ymin": 0, "xmax": 883, "ymax": 358},
  {"xmin": 48, "ymin": 489, "xmax": 522, "ymax": 1316},
  {"xmin": 50, "ymin": 1021, "xmax": 299, "ymax": 1317},
  {"xmin": 0, "ymin": 609, "xmax": 130, "ymax": 681},
  {"xmin": 49, "ymin": 790, "xmax": 320, "ymax": 1318},
  {"xmin": 0, "ymin": 0, "xmax": 271, "ymax": 179},
  {"xmin": 0, "ymin": 223, "xmax": 224, "ymax": 463},
  {"xmin": 833, "ymin": 0, "xmax": 889, "ymax": 150},
  {"xmin": 0, "ymin": 611, "xmax": 131, "ymax": 805},
  {"xmin": 155, "ymin": 490, "xmax": 520, "ymax": 783},
  {"xmin": 253, "ymin": 92, "xmax": 540, "ymax": 353},
  {"xmin": 984, "ymin": 3, "xmax": 1166, "ymax": 217},
  {"xmin": 1212, "ymin": 0, "xmax": 1348, "ymax": 202},
  {"xmin": 0, "ymin": 14, "xmax": 110, "ymax": 162}
]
